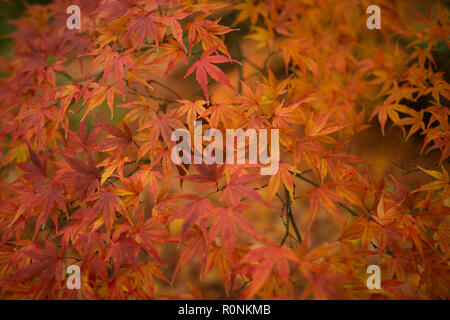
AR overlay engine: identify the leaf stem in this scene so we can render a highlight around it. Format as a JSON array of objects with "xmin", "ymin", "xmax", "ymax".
[
  {"xmin": 149, "ymin": 79, "xmax": 182, "ymax": 100},
  {"xmin": 294, "ymin": 172, "xmax": 319, "ymax": 187}
]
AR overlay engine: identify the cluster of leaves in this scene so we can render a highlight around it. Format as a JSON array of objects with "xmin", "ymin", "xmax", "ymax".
[{"xmin": 0, "ymin": 0, "xmax": 449, "ymax": 299}]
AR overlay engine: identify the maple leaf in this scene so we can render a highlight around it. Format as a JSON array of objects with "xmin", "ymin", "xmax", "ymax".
[
  {"xmin": 82, "ymin": 84, "xmax": 122, "ymax": 121},
  {"xmin": 114, "ymin": 176, "xmax": 143, "ymax": 214},
  {"xmin": 176, "ymin": 99, "xmax": 207, "ymax": 129},
  {"xmin": 200, "ymin": 101, "xmax": 243, "ymax": 128},
  {"xmin": 369, "ymin": 103, "xmax": 414, "ymax": 136},
  {"xmin": 305, "ymin": 111, "xmax": 347, "ymax": 137},
  {"xmin": 272, "ymin": 100, "xmax": 302, "ymax": 128},
  {"xmin": 123, "ymin": 13, "xmax": 159, "ymax": 53},
  {"xmin": 260, "ymin": 68, "xmax": 290, "ymax": 103},
  {"xmin": 97, "ymin": 122, "xmax": 136, "ymax": 161},
  {"xmin": 138, "ymin": 109, "xmax": 185, "ymax": 146},
  {"xmin": 267, "ymin": 161, "xmax": 296, "ymax": 202},
  {"xmin": 97, "ymin": 157, "xmax": 129, "ymax": 186},
  {"xmin": 304, "ymin": 183, "xmax": 345, "ymax": 228},
  {"xmin": 171, "ymin": 195, "xmax": 214, "ymax": 240},
  {"xmin": 240, "ymin": 244, "xmax": 299, "ymax": 299},
  {"xmin": 288, "ymin": 136, "xmax": 325, "ymax": 168},
  {"xmin": 172, "ymin": 226, "xmax": 206, "ymax": 282},
  {"xmin": 131, "ymin": 162, "xmax": 165, "ymax": 195},
  {"xmin": 233, "ymin": 0, "xmax": 263, "ymax": 26},
  {"xmin": 56, "ymin": 220, "xmax": 84, "ymax": 256},
  {"xmin": 66, "ymin": 121, "xmax": 101, "ymax": 154},
  {"xmin": 133, "ymin": 211, "xmax": 172, "ymax": 261},
  {"xmin": 154, "ymin": 9, "xmax": 191, "ymax": 52},
  {"xmin": 33, "ymin": 184, "xmax": 67, "ymax": 236},
  {"xmin": 247, "ymin": 26, "xmax": 275, "ymax": 49},
  {"xmin": 151, "ymin": 37, "xmax": 188, "ymax": 75},
  {"xmin": 135, "ymin": 261, "xmax": 171, "ymax": 299},
  {"xmin": 339, "ymin": 216, "xmax": 379, "ymax": 251},
  {"xmin": 202, "ymin": 242, "xmax": 231, "ymax": 294},
  {"xmin": 55, "ymin": 83, "xmax": 85, "ymax": 118},
  {"xmin": 414, "ymin": 166, "xmax": 449, "ymax": 199},
  {"xmin": 15, "ymin": 145, "xmax": 47, "ymax": 184},
  {"xmin": 94, "ymin": 0, "xmax": 142, "ymax": 23},
  {"xmin": 182, "ymin": 164, "xmax": 225, "ymax": 193},
  {"xmin": 384, "ymin": 252, "xmax": 415, "ymax": 282},
  {"xmin": 56, "ymin": 155, "xmax": 100, "ymax": 198},
  {"xmin": 434, "ymin": 220, "xmax": 450, "ymax": 257},
  {"xmin": 186, "ymin": 17, "xmax": 235, "ymax": 55},
  {"xmin": 184, "ymin": 46, "xmax": 239, "ymax": 102},
  {"xmin": 100, "ymin": 49, "xmax": 138, "ymax": 94},
  {"xmin": 2, "ymin": 0, "xmax": 450, "ymax": 300},
  {"xmin": 221, "ymin": 171, "xmax": 268, "ymax": 207},
  {"xmin": 6, "ymin": 240, "xmax": 63, "ymax": 299},
  {"xmin": 120, "ymin": 94, "xmax": 157, "ymax": 127},
  {"xmin": 398, "ymin": 109, "xmax": 425, "ymax": 141},
  {"xmin": 85, "ymin": 190, "xmax": 128, "ymax": 237},
  {"xmin": 299, "ymin": 262, "xmax": 353, "ymax": 300},
  {"xmin": 390, "ymin": 175, "xmax": 416, "ymax": 211},
  {"xmin": 207, "ymin": 206, "xmax": 258, "ymax": 262},
  {"xmin": 108, "ymin": 235, "xmax": 140, "ymax": 270},
  {"xmin": 237, "ymin": 81, "xmax": 263, "ymax": 115}
]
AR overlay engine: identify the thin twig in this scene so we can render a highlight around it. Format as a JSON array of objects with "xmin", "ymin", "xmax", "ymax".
[
  {"xmin": 149, "ymin": 79, "xmax": 182, "ymax": 99},
  {"xmin": 295, "ymin": 172, "xmax": 319, "ymax": 187},
  {"xmin": 241, "ymin": 57, "xmax": 264, "ymax": 74},
  {"xmin": 284, "ymin": 187, "xmax": 302, "ymax": 243},
  {"xmin": 294, "ymin": 171, "xmax": 360, "ymax": 217}
]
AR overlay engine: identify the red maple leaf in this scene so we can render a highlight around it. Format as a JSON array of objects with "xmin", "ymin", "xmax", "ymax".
[{"xmin": 184, "ymin": 46, "xmax": 239, "ymax": 102}]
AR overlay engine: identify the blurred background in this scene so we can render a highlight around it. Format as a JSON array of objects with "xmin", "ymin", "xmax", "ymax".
[{"xmin": 0, "ymin": 0, "xmax": 448, "ymax": 299}]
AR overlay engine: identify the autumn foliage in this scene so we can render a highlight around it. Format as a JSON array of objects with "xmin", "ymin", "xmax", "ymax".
[{"xmin": 0, "ymin": 0, "xmax": 449, "ymax": 299}]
